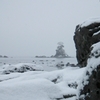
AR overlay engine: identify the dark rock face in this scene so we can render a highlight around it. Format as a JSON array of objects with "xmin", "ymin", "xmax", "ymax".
[
  {"xmin": 78, "ymin": 41, "xmax": 100, "ymax": 100},
  {"xmin": 79, "ymin": 65, "xmax": 100, "ymax": 100},
  {"xmin": 74, "ymin": 22, "xmax": 100, "ymax": 67}
]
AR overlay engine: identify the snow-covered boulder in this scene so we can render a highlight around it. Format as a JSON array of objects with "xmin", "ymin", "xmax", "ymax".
[
  {"xmin": 0, "ymin": 78, "xmax": 63, "ymax": 100},
  {"xmin": 74, "ymin": 18, "xmax": 100, "ymax": 67},
  {"xmin": 0, "ymin": 63, "xmax": 86, "ymax": 100},
  {"xmin": 0, "ymin": 63, "xmax": 44, "ymax": 74},
  {"xmin": 77, "ymin": 42, "xmax": 100, "ymax": 100}
]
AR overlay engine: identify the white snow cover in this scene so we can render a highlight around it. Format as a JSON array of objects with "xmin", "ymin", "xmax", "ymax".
[
  {"xmin": 0, "ymin": 78, "xmax": 63, "ymax": 100},
  {"xmin": 91, "ymin": 42, "xmax": 100, "ymax": 54},
  {"xmin": 0, "ymin": 63, "xmax": 86, "ymax": 100},
  {"xmin": 80, "ymin": 18, "xmax": 100, "ymax": 27},
  {"xmin": 0, "ymin": 39, "xmax": 100, "ymax": 100},
  {"xmin": 93, "ymin": 30, "xmax": 100, "ymax": 36}
]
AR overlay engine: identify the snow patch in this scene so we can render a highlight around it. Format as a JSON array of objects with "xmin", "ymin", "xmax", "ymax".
[{"xmin": 80, "ymin": 18, "xmax": 100, "ymax": 27}]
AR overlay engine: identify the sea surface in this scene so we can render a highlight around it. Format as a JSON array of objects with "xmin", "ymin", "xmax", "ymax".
[{"xmin": 0, "ymin": 57, "xmax": 77, "ymax": 71}]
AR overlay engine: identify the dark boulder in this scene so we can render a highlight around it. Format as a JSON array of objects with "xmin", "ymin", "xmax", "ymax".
[
  {"xmin": 79, "ymin": 65, "xmax": 100, "ymax": 100},
  {"xmin": 74, "ymin": 21, "xmax": 100, "ymax": 67},
  {"xmin": 78, "ymin": 42, "xmax": 100, "ymax": 100}
]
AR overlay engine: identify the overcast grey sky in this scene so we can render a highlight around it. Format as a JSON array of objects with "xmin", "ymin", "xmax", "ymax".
[{"xmin": 0, "ymin": 0, "xmax": 100, "ymax": 57}]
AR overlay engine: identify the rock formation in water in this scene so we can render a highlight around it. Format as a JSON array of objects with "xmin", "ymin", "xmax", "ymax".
[{"xmin": 54, "ymin": 42, "xmax": 67, "ymax": 58}]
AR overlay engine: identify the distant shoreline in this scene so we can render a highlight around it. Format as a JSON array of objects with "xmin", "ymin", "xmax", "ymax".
[{"xmin": 35, "ymin": 56, "xmax": 72, "ymax": 58}]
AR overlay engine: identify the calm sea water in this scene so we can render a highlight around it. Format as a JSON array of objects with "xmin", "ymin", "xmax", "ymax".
[{"xmin": 0, "ymin": 57, "xmax": 77, "ymax": 71}]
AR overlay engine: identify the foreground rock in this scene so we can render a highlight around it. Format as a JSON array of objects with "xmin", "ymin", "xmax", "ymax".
[
  {"xmin": 74, "ymin": 18, "xmax": 100, "ymax": 67},
  {"xmin": 0, "ymin": 63, "xmax": 85, "ymax": 100},
  {"xmin": 78, "ymin": 42, "xmax": 100, "ymax": 100}
]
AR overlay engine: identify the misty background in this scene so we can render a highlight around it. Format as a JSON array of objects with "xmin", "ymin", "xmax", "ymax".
[{"xmin": 0, "ymin": 0, "xmax": 100, "ymax": 57}]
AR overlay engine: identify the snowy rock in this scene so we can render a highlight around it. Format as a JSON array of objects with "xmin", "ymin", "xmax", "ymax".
[
  {"xmin": 74, "ymin": 18, "xmax": 100, "ymax": 67},
  {"xmin": 56, "ymin": 63, "xmax": 65, "ymax": 69},
  {"xmin": 56, "ymin": 61, "xmax": 77, "ymax": 69},
  {"xmin": 0, "ymin": 63, "xmax": 44, "ymax": 74},
  {"xmin": 78, "ymin": 42, "xmax": 100, "ymax": 100},
  {"xmin": 66, "ymin": 62, "xmax": 76, "ymax": 67},
  {"xmin": 90, "ymin": 42, "xmax": 100, "ymax": 58},
  {"xmin": 0, "ymin": 79, "xmax": 63, "ymax": 100},
  {"xmin": 0, "ymin": 64, "xmax": 85, "ymax": 100}
]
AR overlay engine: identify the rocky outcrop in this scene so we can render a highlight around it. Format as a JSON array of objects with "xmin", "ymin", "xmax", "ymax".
[
  {"xmin": 79, "ymin": 66, "xmax": 100, "ymax": 100},
  {"xmin": 54, "ymin": 42, "xmax": 68, "ymax": 58},
  {"xmin": 74, "ymin": 19, "xmax": 100, "ymax": 67},
  {"xmin": 78, "ymin": 42, "xmax": 100, "ymax": 100}
]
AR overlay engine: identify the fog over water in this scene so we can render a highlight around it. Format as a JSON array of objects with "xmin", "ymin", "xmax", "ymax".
[{"xmin": 0, "ymin": 0, "xmax": 100, "ymax": 57}]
